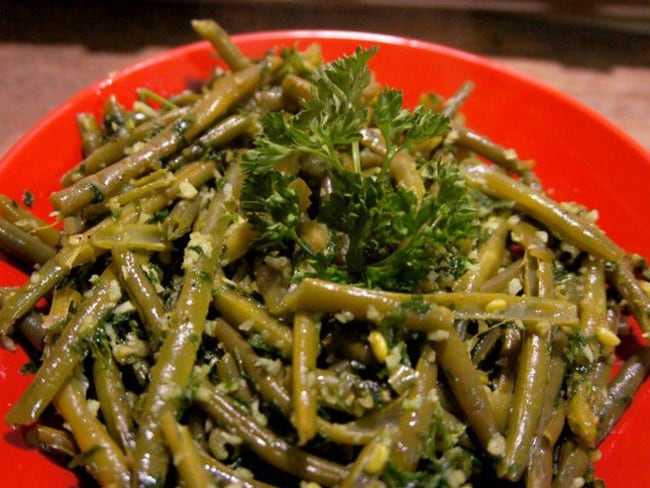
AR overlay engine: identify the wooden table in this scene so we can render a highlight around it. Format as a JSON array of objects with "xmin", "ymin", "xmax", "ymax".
[{"xmin": 1, "ymin": 1, "xmax": 648, "ymax": 156}]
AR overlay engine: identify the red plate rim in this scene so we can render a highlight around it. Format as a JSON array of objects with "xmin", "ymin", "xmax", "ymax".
[{"xmin": 3, "ymin": 30, "xmax": 648, "ymax": 165}]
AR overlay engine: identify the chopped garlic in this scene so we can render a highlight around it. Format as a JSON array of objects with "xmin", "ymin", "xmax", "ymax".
[
  {"xmin": 87, "ymin": 399, "xmax": 101, "ymax": 417},
  {"xmin": 572, "ymin": 477, "xmax": 585, "ymax": 488},
  {"xmin": 487, "ymin": 433, "xmax": 506, "ymax": 457},
  {"xmin": 334, "ymin": 310, "xmax": 354, "ymax": 323},
  {"xmin": 364, "ymin": 441, "xmax": 390, "ymax": 475},
  {"xmin": 485, "ymin": 298, "xmax": 507, "ymax": 313},
  {"xmin": 508, "ymin": 278, "xmax": 523, "ymax": 295},
  {"xmin": 113, "ymin": 300, "xmax": 135, "ymax": 314},
  {"xmin": 595, "ymin": 327, "xmax": 621, "ymax": 347},
  {"xmin": 300, "ymin": 482, "xmax": 322, "ymax": 488},
  {"xmin": 366, "ymin": 305, "xmax": 383, "ymax": 322},
  {"xmin": 178, "ymin": 179, "xmax": 198, "ymax": 199},
  {"xmin": 368, "ymin": 331, "xmax": 388, "ymax": 363},
  {"xmin": 428, "ymin": 329, "xmax": 450, "ymax": 342},
  {"xmin": 108, "ymin": 279, "xmax": 122, "ymax": 302}
]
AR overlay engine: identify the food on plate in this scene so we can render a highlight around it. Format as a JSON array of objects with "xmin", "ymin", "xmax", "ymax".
[{"xmin": 1, "ymin": 19, "xmax": 649, "ymax": 487}]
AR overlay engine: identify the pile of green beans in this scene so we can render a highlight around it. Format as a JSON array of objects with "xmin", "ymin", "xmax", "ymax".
[{"xmin": 1, "ymin": 19, "xmax": 650, "ymax": 488}]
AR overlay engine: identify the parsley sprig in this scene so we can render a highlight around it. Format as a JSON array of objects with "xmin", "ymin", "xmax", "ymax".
[
  {"xmin": 372, "ymin": 88, "xmax": 448, "ymax": 170},
  {"xmin": 317, "ymin": 163, "xmax": 478, "ymax": 291},
  {"xmin": 246, "ymin": 46, "xmax": 375, "ymax": 174},
  {"xmin": 242, "ymin": 46, "xmax": 479, "ymax": 291}
]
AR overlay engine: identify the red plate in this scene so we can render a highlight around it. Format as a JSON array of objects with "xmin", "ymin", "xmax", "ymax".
[{"xmin": 1, "ymin": 31, "xmax": 649, "ymax": 487}]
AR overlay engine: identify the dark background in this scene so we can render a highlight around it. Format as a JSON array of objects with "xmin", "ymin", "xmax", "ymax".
[{"xmin": 1, "ymin": 0, "xmax": 649, "ymax": 152}]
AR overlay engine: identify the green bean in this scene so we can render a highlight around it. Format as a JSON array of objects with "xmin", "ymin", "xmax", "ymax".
[
  {"xmin": 208, "ymin": 317, "xmax": 389, "ymax": 445},
  {"xmin": 169, "ymin": 90, "xmax": 203, "ymax": 107},
  {"xmin": 389, "ymin": 150, "xmax": 425, "ymax": 202},
  {"xmin": 254, "ymin": 260, "xmax": 290, "ymax": 312},
  {"xmin": 191, "ymin": 19, "xmax": 251, "ymax": 72},
  {"xmin": 456, "ymin": 127, "xmax": 534, "ymax": 176},
  {"xmin": 92, "ymin": 222, "xmax": 172, "ymax": 251},
  {"xmin": 498, "ymin": 220, "xmax": 555, "ymax": 481},
  {"xmin": 131, "ymin": 162, "xmax": 242, "ymax": 487},
  {"xmin": 164, "ymin": 197, "xmax": 201, "ymax": 240},
  {"xmin": 41, "ymin": 285, "xmax": 81, "ymax": 333},
  {"xmin": 316, "ymin": 363, "xmax": 389, "ymax": 410},
  {"xmin": 596, "ymin": 347, "xmax": 650, "ymax": 444},
  {"xmin": 0, "ymin": 258, "xmax": 68, "ymax": 336},
  {"xmin": 565, "ymin": 259, "xmax": 610, "ymax": 445},
  {"xmin": 25, "ymin": 424, "xmax": 79, "ymax": 458},
  {"xmin": 470, "ymin": 325, "xmax": 500, "ymax": 366},
  {"xmin": 567, "ymin": 379, "xmax": 597, "ymax": 447},
  {"xmin": 197, "ymin": 448, "xmax": 278, "ymax": 488},
  {"xmin": 461, "ymin": 160, "xmax": 623, "ymax": 263},
  {"xmin": 52, "ymin": 58, "xmax": 281, "ymax": 216},
  {"xmin": 480, "ymin": 258, "xmax": 523, "ymax": 293},
  {"xmin": 280, "ymin": 278, "xmax": 504, "ymax": 449},
  {"xmin": 195, "ymin": 380, "xmax": 349, "ymax": 486},
  {"xmin": 4, "ymin": 24, "xmax": 648, "ymax": 486},
  {"xmin": 103, "ymin": 95, "xmax": 129, "ymax": 135},
  {"xmin": 323, "ymin": 330, "xmax": 378, "ymax": 367},
  {"xmin": 0, "ymin": 287, "xmax": 15, "ymax": 310},
  {"xmin": 580, "ymin": 257, "xmax": 608, "ymax": 334},
  {"xmin": 497, "ymin": 327, "xmax": 551, "ymax": 481},
  {"xmin": 0, "ymin": 161, "xmax": 215, "ymax": 336},
  {"xmin": 216, "ymin": 351, "xmax": 253, "ymax": 404},
  {"xmin": 283, "ymin": 278, "xmax": 577, "ymax": 325},
  {"xmin": 112, "ymin": 248, "xmax": 168, "ymax": 347},
  {"xmin": 391, "ymin": 346, "xmax": 438, "ymax": 471},
  {"xmin": 136, "ymin": 88, "xmax": 179, "ymax": 112},
  {"xmin": 5, "ymin": 266, "xmax": 121, "ymax": 425},
  {"xmin": 213, "ymin": 284, "xmax": 293, "ymax": 357},
  {"xmin": 0, "ymin": 217, "xmax": 56, "ymax": 265},
  {"xmin": 292, "ymin": 311, "xmax": 319, "ymax": 445},
  {"xmin": 281, "ymin": 73, "xmax": 313, "ymax": 103},
  {"xmin": 62, "ymin": 106, "xmax": 190, "ymax": 186},
  {"xmin": 167, "ymin": 114, "xmax": 253, "ymax": 170},
  {"xmin": 15, "ymin": 311, "xmax": 47, "ymax": 351},
  {"xmin": 160, "ymin": 411, "xmax": 217, "ymax": 488},
  {"xmin": 526, "ymin": 331, "xmax": 568, "ymax": 488},
  {"xmin": 490, "ymin": 328, "xmax": 521, "ymax": 434},
  {"xmin": 590, "ymin": 358, "xmax": 616, "ymax": 418},
  {"xmin": 92, "ymin": 347, "xmax": 136, "ymax": 456},
  {"xmin": 510, "ymin": 220, "xmax": 554, "ymax": 296},
  {"xmin": 340, "ymin": 426, "xmax": 394, "ymax": 488},
  {"xmin": 552, "ymin": 440, "xmax": 592, "ymax": 488},
  {"xmin": 317, "ymin": 411, "xmax": 395, "ymax": 446},
  {"xmin": 436, "ymin": 293, "xmax": 578, "ymax": 324},
  {"xmin": 455, "ymin": 216, "xmax": 508, "ymax": 292},
  {"xmin": 405, "ymin": 308, "xmax": 500, "ymax": 451},
  {"xmin": 54, "ymin": 374, "xmax": 131, "ymax": 487},
  {"xmin": 441, "ymin": 81, "xmax": 474, "ymax": 119},
  {"xmin": 0, "ymin": 195, "xmax": 61, "ymax": 247},
  {"xmin": 527, "ymin": 402, "xmax": 566, "ymax": 488},
  {"xmin": 77, "ymin": 113, "xmax": 104, "ymax": 157},
  {"xmin": 608, "ymin": 258, "xmax": 650, "ymax": 336},
  {"xmin": 106, "ymin": 168, "xmax": 176, "ymax": 208},
  {"xmin": 208, "ymin": 317, "xmax": 291, "ymax": 412},
  {"xmin": 221, "ymin": 220, "xmax": 257, "ymax": 265}
]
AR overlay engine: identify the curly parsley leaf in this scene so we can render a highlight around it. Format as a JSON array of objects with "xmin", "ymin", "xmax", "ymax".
[
  {"xmin": 241, "ymin": 45, "xmax": 478, "ymax": 292},
  {"xmin": 318, "ymin": 161, "xmax": 479, "ymax": 291},
  {"xmin": 243, "ymin": 47, "xmax": 376, "ymax": 175},
  {"xmin": 372, "ymin": 88, "xmax": 449, "ymax": 166},
  {"xmin": 241, "ymin": 170, "xmax": 307, "ymax": 253}
]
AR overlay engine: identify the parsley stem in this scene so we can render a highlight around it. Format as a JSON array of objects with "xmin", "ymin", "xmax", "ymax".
[
  {"xmin": 352, "ymin": 141, "xmax": 361, "ymax": 174},
  {"xmin": 137, "ymin": 88, "xmax": 179, "ymax": 111}
]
